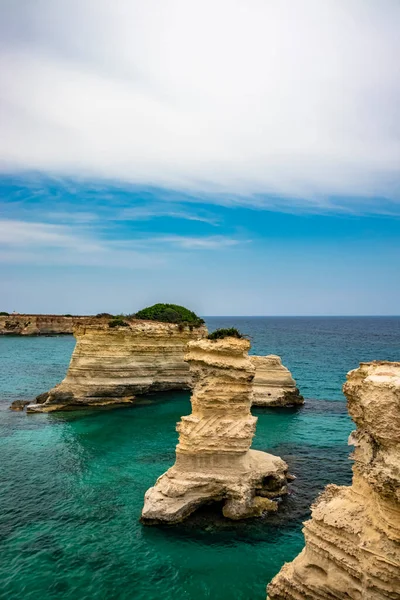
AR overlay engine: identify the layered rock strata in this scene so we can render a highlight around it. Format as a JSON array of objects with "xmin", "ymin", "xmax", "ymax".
[
  {"xmin": 27, "ymin": 321, "xmax": 207, "ymax": 412},
  {"xmin": 141, "ymin": 337, "xmax": 291, "ymax": 524},
  {"xmin": 0, "ymin": 314, "xmax": 102, "ymax": 335},
  {"xmin": 251, "ymin": 355, "xmax": 303, "ymax": 406},
  {"xmin": 267, "ymin": 361, "xmax": 400, "ymax": 600}
]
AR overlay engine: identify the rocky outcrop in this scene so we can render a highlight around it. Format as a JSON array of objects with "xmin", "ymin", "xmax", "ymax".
[
  {"xmin": 0, "ymin": 314, "xmax": 103, "ymax": 335},
  {"xmin": 251, "ymin": 355, "xmax": 303, "ymax": 406},
  {"xmin": 141, "ymin": 337, "xmax": 291, "ymax": 524},
  {"xmin": 267, "ymin": 361, "xmax": 400, "ymax": 600},
  {"xmin": 26, "ymin": 321, "xmax": 207, "ymax": 412},
  {"xmin": 9, "ymin": 400, "xmax": 30, "ymax": 411}
]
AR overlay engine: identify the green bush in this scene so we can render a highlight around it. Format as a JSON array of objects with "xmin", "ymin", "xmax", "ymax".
[
  {"xmin": 134, "ymin": 303, "xmax": 204, "ymax": 327},
  {"xmin": 108, "ymin": 318, "xmax": 129, "ymax": 328},
  {"xmin": 96, "ymin": 312, "xmax": 114, "ymax": 318},
  {"xmin": 207, "ymin": 327, "xmax": 243, "ymax": 340},
  {"xmin": 64, "ymin": 314, "xmax": 73, "ymax": 317},
  {"xmin": 0, "ymin": 311, "xmax": 9, "ymax": 316}
]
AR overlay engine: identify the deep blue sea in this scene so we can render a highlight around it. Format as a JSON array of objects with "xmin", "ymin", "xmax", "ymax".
[{"xmin": 0, "ymin": 317, "xmax": 399, "ymax": 600}]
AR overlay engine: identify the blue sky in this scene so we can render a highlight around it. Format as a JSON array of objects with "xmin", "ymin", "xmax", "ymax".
[
  {"xmin": 0, "ymin": 1, "xmax": 399, "ymax": 315},
  {"xmin": 1, "ymin": 174, "xmax": 399, "ymax": 315}
]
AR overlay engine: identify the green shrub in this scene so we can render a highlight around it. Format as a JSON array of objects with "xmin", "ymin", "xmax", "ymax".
[
  {"xmin": 207, "ymin": 327, "xmax": 243, "ymax": 340},
  {"xmin": 0, "ymin": 311, "xmax": 9, "ymax": 316},
  {"xmin": 109, "ymin": 318, "xmax": 129, "ymax": 328},
  {"xmin": 134, "ymin": 303, "xmax": 204, "ymax": 327},
  {"xmin": 96, "ymin": 312, "xmax": 114, "ymax": 318},
  {"xmin": 64, "ymin": 314, "xmax": 73, "ymax": 317}
]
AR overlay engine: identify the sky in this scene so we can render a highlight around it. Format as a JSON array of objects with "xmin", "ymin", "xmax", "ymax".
[{"xmin": 0, "ymin": 0, "xmax": 399, "ymax": 315}]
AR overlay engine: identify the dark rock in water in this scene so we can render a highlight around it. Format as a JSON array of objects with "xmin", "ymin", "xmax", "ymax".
[{"xmin": 10, "ymin": 399, "xmax": 30, "ymax": 411}]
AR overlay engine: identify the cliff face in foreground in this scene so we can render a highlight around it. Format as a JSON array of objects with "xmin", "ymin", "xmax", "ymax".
[
  {"xmin": 267, "ymin": 361, "xmax": 400, "ymax": 600},
  {"xmin": 141, "ymin": 337, "xmax": 291, "ymax": 524},
  {"xmin": 251, "ymin": 355, "xmax": 303, "ymax": 406},
  {"xmin": 0, "ymin": 314, "xmax": 101, "ymax": 335},
  {"xmin": 27, "ymin": 321, "xmax": 207, "ymax": 412}
]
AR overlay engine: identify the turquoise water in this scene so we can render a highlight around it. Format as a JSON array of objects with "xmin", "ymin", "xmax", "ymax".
[{"xmin": 0, "ymin": 317, "xmax": 399, "ymax": 600}]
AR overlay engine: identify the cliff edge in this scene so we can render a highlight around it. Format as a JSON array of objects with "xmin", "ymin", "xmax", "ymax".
[
  {"xmin": 26, "ymin": 321, "xmax": 207, "ymax": 412},
  {"xmin": 267, "ymin": 361, "xmax": 400, "ymax": 600},
  {"xmin": 0, "ymin": 314, "xmax": 102, "ymax": 335}
]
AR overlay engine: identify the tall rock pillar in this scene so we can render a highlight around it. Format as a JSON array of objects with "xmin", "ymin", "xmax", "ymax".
[{"xmin": 141, "ymin": 337, "xmax": 291, "ymax": 523}]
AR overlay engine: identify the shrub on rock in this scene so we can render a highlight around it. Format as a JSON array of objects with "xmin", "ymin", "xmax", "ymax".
[
  {"xmin": 109, "ymin": 318, "xmax": 129, "ymax": 328},
  {"xmin": 134, "ymin": 304, "xmax": 204, "ymax": 327},
  {"xmin": 207, "ymin": 327, "xmax": 243, "ymax": 340}
]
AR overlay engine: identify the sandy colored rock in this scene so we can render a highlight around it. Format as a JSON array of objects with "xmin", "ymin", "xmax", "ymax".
[
  {"xmin": 251, "ymin": 355, "xmax": 303, "ymax": 406},
  {"xmin": 141, "ymin": 337, "xmax": 291, "ymax": 524},
  {"xmin": 26, "ymin": 321, "xmax": 207, "ymax": 412},
  {"xmin": 267, "ymin": 361, "xmax": 400, "ymax": 600},
  {"xmin": 0, "ymin": 314, "xmax": 104, "ymax": 335}
]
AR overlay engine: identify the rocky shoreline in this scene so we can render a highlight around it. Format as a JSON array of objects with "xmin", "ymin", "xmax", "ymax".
[{"xmin": 0, "ymin": 314, "xmax": 104, "ymax": 336}]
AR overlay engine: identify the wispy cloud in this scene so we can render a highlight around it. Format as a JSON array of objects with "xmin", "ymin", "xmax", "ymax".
[
  {"xmin": 46, "ymin": 211, "xmax": 99, "ymax": 224},
  {"xmin": 0, "ymin": 219, "xmax": 101, "ymax": 251},
  {"xmin": 145, "ymin": 235, "xmax": 243, "ymax": 249},
  {"xmin": 0, "ymin": 0, "xmax": 399, "ymax": 211},
  {"xmin": 0, "ymin": 219, "xmax": 162, "ymax": 268},
  {"xmin": 119, "ymin": 205, "xmax": 219, "ymax": 225},
  {"xmin": 0, "ymin": 218, "xmax": 243, "ymax": 268}
]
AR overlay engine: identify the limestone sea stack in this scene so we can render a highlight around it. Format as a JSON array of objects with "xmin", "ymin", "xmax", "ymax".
[
  {"xmin": 141, "ymin": 337, "xmax": 291, "ymax": 524},
  {"xmin": 251, "ymin": 355, "xmax": 303, "ymax": 406},
  {"xmin": 267, "ymin": 361, "xmax": 400, "ymax": 600},
  {"xmin": 27, "ymin": 321, "xmax": 207, "ymax": 413}
]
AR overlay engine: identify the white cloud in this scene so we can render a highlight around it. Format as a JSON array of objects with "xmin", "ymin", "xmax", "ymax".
[
  {"xmin": 0, "ymin": 219, "xmax": 162, "ymax": 267},
  {"xmin": 0, "ymin": 218, "xmax": 242, "ymax": 267},
  {"xmin": 119, "ymin": 206, "xmax": 219, "ymax": 225},
  {"xmin": 145, "ymin": 235, "xmax": 243, "ymax": 249},
  {"xmin": 0, "ymin": 0, "xmax": 399, "ymax": 209},
  {"xmin": 0, "ymin": 219, "xmax": 101, "ymax": 251}
]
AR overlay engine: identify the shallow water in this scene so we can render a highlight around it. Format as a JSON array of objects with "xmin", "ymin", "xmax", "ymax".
[{"xmin": 0, "ymin": 317, "xmax": 399, "ymax": 599}]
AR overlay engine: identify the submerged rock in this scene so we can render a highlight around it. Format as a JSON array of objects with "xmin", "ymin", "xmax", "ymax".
[
  {"xmin": 26, "ymin": 321, "xmax": 207, "ymax": 412},
  {"xmin": 9, "ymin": 399, "xmax": 30, "ymax": 411},
  {"xmin": 267, "ymin": 361, "xmax": 400, "ymax": 600},
  {"xmin": 141, "ymin": 337, "xmax": 291, "ymax": 524},
  {"xmin": 251, "ymin": 355, "xmax": 303, "ymax": 406}
]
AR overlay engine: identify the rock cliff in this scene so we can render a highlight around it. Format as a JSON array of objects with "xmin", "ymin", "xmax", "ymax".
[
  {"xmin": 267, "ymin": 361, "xmax": 400, "ymax": 600},
  {"xmin": 26, "ymin": 321, "xmax": 207, "ymax": 412},
  {"xmin": 251, "ymin": 355, "xmax": 303, "ymax": 406},
  {"xmin": 0, "ymin": 314, "xmax": 102, "ymax": 335},
  {"xmin": 141, "ymin": 337, "xmax": 291, "ymax": 524}
]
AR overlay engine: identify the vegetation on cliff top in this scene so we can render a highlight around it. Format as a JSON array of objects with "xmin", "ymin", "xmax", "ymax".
[
  {"xmin": 108, "ymin": 317, "xmax": 130, "ymax": 328},
  {"xmin": 134, "ymin": 304, "xmax": 204, "ymax": 327},
  {"xmin": 0, "ymin": 312, "xmax": 9, "ymax": 316},
  {"xmin": 207, "ymin": 327, "xmax": 244, "ymax": 340}
]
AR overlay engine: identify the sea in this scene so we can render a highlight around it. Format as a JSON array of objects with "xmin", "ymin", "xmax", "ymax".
[{"xmin": 0, "ymin": 316, "xmax": 399, "ymax": 600}]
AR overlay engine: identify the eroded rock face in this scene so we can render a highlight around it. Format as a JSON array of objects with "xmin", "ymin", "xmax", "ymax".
[
  {"xmin": 27, "ymin": 321, "xmax": 207, "ymax": 412},
  {"xmin": 251, "ymin": 355, "xmax": 303, "ymax": 406},
  {"xmin": 141, "ymin": 337, "xmax": 290, "ymax": 524},
  {"xmin": 267, "ymin": 361, "xmax": 400, "ymax": 600},
  {"xmin": 0, "ymin": 314, "xmax": 103, "ymax": 335}
]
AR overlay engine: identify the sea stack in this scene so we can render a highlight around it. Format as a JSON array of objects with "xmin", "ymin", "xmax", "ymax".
[
  {"xmin": 141, "ymin": 336, "xmax": 291, "ymax": 524},
  {"xmin": 251, "ymin": 355, "xmax": 303, "ymax": 406},
  {"xmin": 267, "ymin": 361, "xmax": 400, "ymax": 600},
  {"xmin": 26, "ymin": 320, "xmax": 207, "ymax": 412}
]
